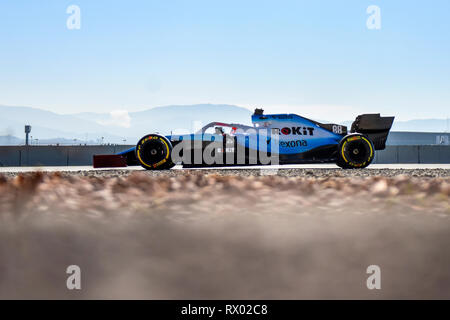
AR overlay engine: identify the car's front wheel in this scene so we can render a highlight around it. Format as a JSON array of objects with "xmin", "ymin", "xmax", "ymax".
[
  {"xmin": 336, "ymin": 133, "xmax": 374, "ymax": 169},
  {"xmin": 135, "ymin": 134, "xmax": 175, "ymax": 170}
]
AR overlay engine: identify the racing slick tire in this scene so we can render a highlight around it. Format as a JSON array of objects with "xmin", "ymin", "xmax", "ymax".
[
  {"xmin": 135, "ymin": 134, "xmax": 175, "ymax": 170},
  {"xmin": 336, "ymin": 133, "xmax": 374, "ymax": 169}
]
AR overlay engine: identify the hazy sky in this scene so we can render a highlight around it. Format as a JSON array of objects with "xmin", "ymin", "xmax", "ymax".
[{"xmin": 0, "ymin": 0, "xmax": 449, "ymax": 121}]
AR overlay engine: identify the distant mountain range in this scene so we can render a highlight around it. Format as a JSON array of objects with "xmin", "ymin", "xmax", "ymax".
[
  {"xmin": 0, "ymin": 104, "xmax": 252, "ymax": 145},
  {"xmin": 0, "ymin": 104, "xmax": 448, "ymax": 145}
]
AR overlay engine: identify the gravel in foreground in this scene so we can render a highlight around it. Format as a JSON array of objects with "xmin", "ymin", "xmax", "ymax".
[{"xmin": 0, "ymin": 170, "xmax": 449, "ymax": 299}]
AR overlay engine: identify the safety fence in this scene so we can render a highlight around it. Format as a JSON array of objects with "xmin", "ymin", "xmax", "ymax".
[{"xmin": 0, "ymin": 145, "xmax": 449, "ymax": 167}]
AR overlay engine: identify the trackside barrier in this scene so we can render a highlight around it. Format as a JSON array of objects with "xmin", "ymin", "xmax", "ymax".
[
  {"xmin": 0, "ymin": 145, "xmax": 448, "ymax": 167},
  {"xmin": 372, "ymin": 145, "xmax": 450, "ymax": 164},
  {"xmin": 0, "ymin": 145, "xmax": 134, "ymax": 167}
]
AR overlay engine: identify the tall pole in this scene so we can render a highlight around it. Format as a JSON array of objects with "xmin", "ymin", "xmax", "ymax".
[{"xmin": 25, "ymin": 125, "xmax": 31, "ymax": 146}]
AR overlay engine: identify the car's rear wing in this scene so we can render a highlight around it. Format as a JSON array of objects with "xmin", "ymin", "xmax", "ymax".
[{"xmin": 351, "ymin": 114, "xmax": 395, "ymax": 150}]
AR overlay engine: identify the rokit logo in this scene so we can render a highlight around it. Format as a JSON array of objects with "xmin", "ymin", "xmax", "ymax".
[{"xmin": 273, "ymin": 127, "xmax": 315, "ymax": 136}]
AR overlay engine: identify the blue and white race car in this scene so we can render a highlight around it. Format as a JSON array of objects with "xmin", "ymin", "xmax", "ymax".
[{"xmin": 94, "ymin": 109, "xmax": 394, "ymax": 169}]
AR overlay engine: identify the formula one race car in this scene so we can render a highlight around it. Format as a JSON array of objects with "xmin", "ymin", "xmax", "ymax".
[{"xmin": 93, "ymin": 109, "xmax": 394, "ymax": 169}]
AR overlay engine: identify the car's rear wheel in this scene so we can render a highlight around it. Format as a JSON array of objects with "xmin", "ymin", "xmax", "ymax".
[
  {"xmin": 135, "ymin": 134, "xmax": 174, "ymax": 170},
  {"xmin": 337, "ymin": 134, "xmax": 374, "ymax": 169}
]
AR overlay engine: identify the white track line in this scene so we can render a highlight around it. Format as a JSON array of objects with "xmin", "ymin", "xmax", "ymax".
[{"xmin": 1, "ymin": 163, "xmax": 449, "ymax": 173}]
